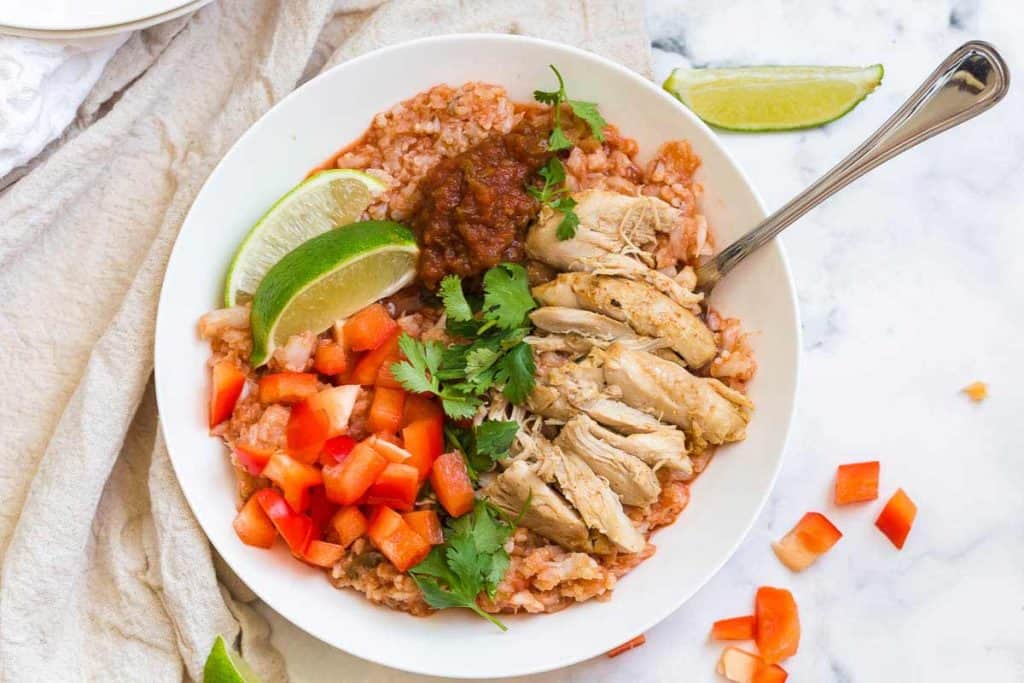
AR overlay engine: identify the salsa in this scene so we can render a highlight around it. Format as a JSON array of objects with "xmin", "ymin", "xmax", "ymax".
[{"xmin": 409, "ymin": 122, "xmax": 551, "ymax": 289}]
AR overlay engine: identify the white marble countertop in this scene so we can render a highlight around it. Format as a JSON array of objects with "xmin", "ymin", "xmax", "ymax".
[{"xmin": 258, "ymin": 1, "xmax": 1024, "ymax": 680}]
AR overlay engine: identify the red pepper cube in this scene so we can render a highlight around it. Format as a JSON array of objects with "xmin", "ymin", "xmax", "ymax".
[
  {"xmin": 365, "ymin": 462, "xmax": 420, "ymax": 511},
  {"xmin": 875, "ymin": 488, "xmax": 917, "ymax": 549},
  {"xmin": 209, "ymin": 361, "xmax": 246, "ymax": 427},
  {"xmin": 322, "ymin": 442, "xmax": 388, "ymax": 505},
  {"xmin": 233, "ymin": 495, "xmax": 277, "ymax": 548},
  {"xmin": 430, "ymin": 452, "xmax": 475, "ymax": 518},
  {"xmin": 366, "ymin": 506, "xmax": 431, "ymax": 572},
  {"xmin": 344, "ymin": 303, "xmax": 399, "ymax": 351},
  {"xmin": 834, "ymin": 461, "xmax": 880, "ymax": 505}
]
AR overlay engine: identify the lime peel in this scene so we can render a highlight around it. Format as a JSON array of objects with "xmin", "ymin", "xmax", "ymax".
[
  {"xmin": 663, "ymin": 64, "xmax": 883, "ymax": 131},
  {"xmin": 203, "ymin": 635, "xmax": 262, "ymax": 683}
]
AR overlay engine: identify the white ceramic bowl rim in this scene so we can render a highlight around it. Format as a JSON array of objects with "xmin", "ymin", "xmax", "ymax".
[{"xmin": 155, "ymin": 33, "xmax": 800, "ymax": 679}]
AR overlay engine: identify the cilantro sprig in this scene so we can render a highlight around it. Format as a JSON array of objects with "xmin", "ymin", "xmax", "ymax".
[
  {"xmin": 445, "ymin": 419, "xmax": 520, "ymax": 480},
  {"xmin": 390, "ymin": 264, "xmax": 537, "ymax": 419},
  {"xmin": 528, "ymin": 157, "xmax": 580, "ymax": 240},
  {"xmin": 409, "ymin": 501, "xmax": 514, "ymax": 630},
  {"xmin": 533, "ymin": 65, "xmax": 607, "ymax": 152}
]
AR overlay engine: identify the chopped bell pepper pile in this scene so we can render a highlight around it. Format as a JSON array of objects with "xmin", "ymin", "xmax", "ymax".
[{"xmin": 207, "ymin": 301, "xmax": 452, "ymax": 586}]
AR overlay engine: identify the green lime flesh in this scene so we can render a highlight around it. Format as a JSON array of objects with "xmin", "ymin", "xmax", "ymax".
[{"xmin": 663, "ymin": 64, "xmax": 884, "ymax": 131}]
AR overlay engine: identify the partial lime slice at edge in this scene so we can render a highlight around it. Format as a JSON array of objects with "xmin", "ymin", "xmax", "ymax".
[
  {"xmin": 663, "ymin": 65, "xmax": 884, "ymax": 131},
  {"xmin": 203, "ymin": 635, "xmax": 262, "ymax": 683}
]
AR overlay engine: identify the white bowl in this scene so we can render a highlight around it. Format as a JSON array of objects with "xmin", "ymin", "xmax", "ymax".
[{"xmin": 154, "ymin": 34, "xmax": 799, "ymax": 679}]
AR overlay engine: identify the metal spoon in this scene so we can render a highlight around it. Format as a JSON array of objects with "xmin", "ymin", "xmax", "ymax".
[{"xmin": 694, "ymin": 40, "xmax": 1010, "ymax": 294}]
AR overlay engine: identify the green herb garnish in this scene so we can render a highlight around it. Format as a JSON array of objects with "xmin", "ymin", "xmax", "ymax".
[
  {"xmin": 528, "ymin": 157, "xmax": 580, "ymax": 241},
  {"xmin": 409, "ymin": 501, "xmax": 514, "ymax": 630},
  {"xmin": 445, "ymin": 419, "xmax": 520, "ymax": 480},
  {"xmin": 390, "ymin": 264, "xmax": 537, "ymax": 419},
  {"xmin": 533, "ymin": 64, "xmax": 608, "ymax": 151}
]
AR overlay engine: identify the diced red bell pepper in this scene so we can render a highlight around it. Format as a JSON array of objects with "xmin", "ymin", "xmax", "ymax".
[
  {"xmin": 254, "ymin": 488, "xmax": 314, "ymax": 556},
  {"xmin": 402, "ymin": 394, "xmax": 443, "ymax": 427},
  {"xmin": 306, "ymin": 385, "xmax": 360, "ymax": 437},
  {"xmin": 365, "ymin": 462, "xmax": 420, "ymax": 511},
  {"xmin": 402, "ymin": 417, "xmax": 444, "ymax": 480},
  {"xmin": 314, "ymin": 341, "xmax": 348, "ymax": 376},
  {"xmin": 286, "ymin": 399, "xmax": 330, "ymax": 464},
  {"xmin": 366, "ymin": 506, "xmax": 431, "ymax": 572},
  {"xmin": 375, "ymin": 359, "xmax": 405, "ymax": 389},
  {"xmin": 754, "ymin": 587, "xmax": 800, "ymax": 665},
  {"xmin": 322, "ymin": 441, "xmax": 388, "ymax": 505},
  {"xmin": 261, "ymin": 452, "xmax": 323, "ymax": 513},
  {"xmin": 403, "ymin": 509, "xmax": 443, "ymax": 545},
  {"xmin": 771, "ymin": 512, "xmax": 843, "ymax": 572},
  {"xmin": 344, "ymin": 303, "xmax": 399, "ymax": 351},
  {"xmin": 233, "ymin": 494, "xmax": 277, "ymax": 548},
  {"xmin": 209, "ymin": 361, "xmax": 246, "ymax": 428},
  {"xmin": 303, "ymin": 540, "xmax": 345, "ymax": 568},
  {"xmin": 875, "ymin": 488, "xmax": 917, "ymax": 549},
  {"xmin": 717, "ymin": 647, "xmax": 788, "ymax": 683},
  {"xmin": 350, "ymin": 330, "xmax": 401, "ymax": 385},
  {"xmin": 430, "ymin": 452, "xmax": 475, "ymax": 518},
  {"xmin": 711, "ymin": 615, "xmax": 756, "ymax": 641},
  {"xmin": 307, "ymin": 485, "xmax": 338, "ymax": 538},
  {"xmin": 258, "ymin": 372, "xmax": 318, "ymax": 404},
  {"xmin": 330, "ymin": 505, "xmax": 368, "ymax": 548},
  {"xmin": 233, "ymin": 443, "xmax": 273, "ymax": 476},
  {"xmin": 368, "ymin": 387, "xmax": 406, "ymax": 434},
  {"xmin": 367, "ymin": 434, "xmax": 412, "ymax": 463},
  {"xmin": 606, "ymin": 634, "xmax": 646, "ymax": 658},
  {"xmin": 835, "ymin": 460, "xmax": 880, "ymax": 505},
  {"xmin": 320, "ymin": 434, "xmax": 357, "ymax": 466},
  {"xmin": 752, "ymin": 664, "xmax": 789, "ymax": 683}
]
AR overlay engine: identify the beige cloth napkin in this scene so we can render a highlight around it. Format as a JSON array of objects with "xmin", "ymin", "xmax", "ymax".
[{"xmin": 0, "ymin": 1, "xmax": 650, "ymax": 680}]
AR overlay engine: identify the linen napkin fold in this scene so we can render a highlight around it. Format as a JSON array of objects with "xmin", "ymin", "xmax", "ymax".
[{"xmin": 0, "ymin": 1, "xmax": 650, "ymax": 680}]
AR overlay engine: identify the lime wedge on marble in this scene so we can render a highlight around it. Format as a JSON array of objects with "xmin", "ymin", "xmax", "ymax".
[
  {"xmin": 224, "ymin": 169, "xmax": 386, "ymax": 306},
  {"xmin": 250, "ymin": 220, "xmax": 418, "ymax": 366},
  {"xmin": 663, "ymin": 65, "xmax": 883, "ymax": 131},
  {"xmin": 203, "ymin": 635, "xmax": 262, "ymax": 683}
]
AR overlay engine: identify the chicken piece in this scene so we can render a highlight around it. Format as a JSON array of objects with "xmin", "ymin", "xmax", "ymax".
[
  {"xmin": 533, "ymin": 273, "xmax": 716, "ymax": 368},
  {"xmin": 555, "ymin": 417, "xmax": 661, "ymax": 506},
  {"xmin": 525, "ymin": 332, "xmax": 667, "ymax": 358},
  {"xmin": 569, "ymin": 413, "xmax": 693, "ymax": 477},
  {"xmin": 482, "ymin": 460, "xmax": 592, "ymax": 552},
  {"xmin": 530, "ymin": 307, "xmax": 636, "ymax": 341},
  {"xmin": 601, "ymin": 342, "xmax": 752, "ymax": 446},
  {"xmin": 530, "ymin": 437, "xmax": 647, "ymax": 553},
  {"xmin": 526, "ymin": 190, "xmax": 682, "ymax": 270},
  {"xmin": 527, "ymin": 361, "xmax": 666, "ymax": 435},
  {"xmin": 526, "ymin": 360, "xmax": 606, "ymax": 420},
  {"xmin": 269, "ymin": 330, "xmax": 317, "ymax": 372}
]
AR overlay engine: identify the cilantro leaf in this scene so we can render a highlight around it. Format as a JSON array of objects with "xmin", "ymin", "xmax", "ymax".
[
  {"xmin": 474, "ymin": 420, "xmax": 520, "ymax": 460},
  {"xmin": 568, "ymin": 99, "xmax": 607, "ymax": 141},
  {"xmin": 439, "ymin": 274, "xmax": 472, "ymax": 322},
  {"xmin": 494, "ymin": 342, "xmax": 536, "ymax": 404},
  {"xmin": 440, "ymin": 393, "xmax": 482, "ymax": 421},
  {"xmin": 548, "ymin": 125, "xmax": 572, "ymax": 152},
  {"xmin": 529, "ymin": 157, "xmax": 580, "ymax": 242},
  {"xmin": 482, "ymin": 264, "xmax": 536, "ymax": 330},
  {"xmin": 390, "ymin": 334, "xmax": 442, "ymax": 395},
  {"xmin": 533, "ymin": 65, "xmax": 606, "ymax": 152},
  {"xmin": 409, "ymin": 502, "xmax": 513, "ymax": 630}
]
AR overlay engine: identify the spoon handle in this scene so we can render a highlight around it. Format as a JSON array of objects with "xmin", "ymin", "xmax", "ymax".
[{"xmin": 695, "ymin": 40, "xmax": 1010, "ymax": 292}]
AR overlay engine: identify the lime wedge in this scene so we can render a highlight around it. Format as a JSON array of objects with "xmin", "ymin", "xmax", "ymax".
[
  {"xmin": 250, "ymin": 220, "xmax": 418, "ymax": 366},
  {"xmin": 224, "ymin": 169, "xmax": 387, "ymax": 306},
  {"xmin": 203, "ymin": 635, "xmax": 262, "ymax": 683},
  {"xmin": 663, "ymin": 65, "xmax": 883, "ymax": 131}
]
